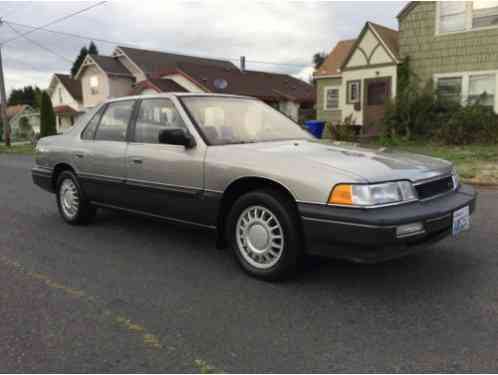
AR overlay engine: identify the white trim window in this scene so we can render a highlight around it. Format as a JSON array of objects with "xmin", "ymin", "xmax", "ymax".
[
  {"xmin": 435, "ymin": 71, "xmax": 497, "ymax": 110},
  {"xmin": 89, "ymin": 76, "xmax": 99, "ymax": 95},
  {"xmin": 469, "ymin": 74, "xmax": 495, "ymax": 106},
  {"xmin": 324, "ymin": 87, "xmax": 339, "ymax": 110},
  {"xmin": 437, "ymin": 1, "xmax": 498, "ymax": 34},
  {"xmin": 439, "ymin": 2, "xmax": 466, "ymax": 33},
  {"xmin": 347, "ymin": 81, "xmax": 361, "ymax": 104}
]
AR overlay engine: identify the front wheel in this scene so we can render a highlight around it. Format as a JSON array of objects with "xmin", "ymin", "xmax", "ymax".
[
  {"xmin": 56, "ymin": 170, "xmax": 96, "ymax": 225},
  {"xmin": 227, "ymin": 189, "xmax": 303, "ymax": 281}
]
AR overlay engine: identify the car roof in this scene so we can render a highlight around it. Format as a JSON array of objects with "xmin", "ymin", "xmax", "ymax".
[{"xmin": 104, "ymin": 92, "xmax": 253, "ymax": 103}]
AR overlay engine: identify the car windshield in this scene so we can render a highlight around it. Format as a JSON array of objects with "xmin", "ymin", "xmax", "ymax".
[{"xmin": 180, "ymin": 96, "xmax": 312, "ymax": 145}]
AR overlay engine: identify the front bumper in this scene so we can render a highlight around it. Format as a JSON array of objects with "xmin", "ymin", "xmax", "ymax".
[
  {"xmin": 32, "ymin": 166, "xmax": 54, "ymax": 193},
  {"xmin": 299, "ymin": 184, "xmax": 477, "ymax": 263}
]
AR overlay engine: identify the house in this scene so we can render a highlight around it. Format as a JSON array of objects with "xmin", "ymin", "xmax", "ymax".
[
  {"xmin": 315, "ymin": 1, "xmax": 498, "ymax": 134},
  {"xmin": 398, "ymin": 1, "xmax": 498, "ymax": 109},
  {"xmin": 314, "ymin": 22, "xmax": 400, "ymax": 134},
  {"xmin": 47, "ymin": 73, "xmax": 84, "ymax": 131},
  {"xmin": 7, "ymin": 104, "xmax": 40, "ymax": 140},
  {"xmin": 74, "ymin": 46, "xmax": 314, "ymax": 122}
]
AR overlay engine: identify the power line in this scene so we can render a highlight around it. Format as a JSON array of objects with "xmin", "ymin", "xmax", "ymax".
[
  {"xmin": 2, "ymin": 19, "xmax": 310, "ymax": 69},
  {"xmin": 3, "ymin": 21, "xmax": 72, "ymax": 63},
  {"xmin": 1, "ymin": 1, "xmax": 107, "ymax": 45}
]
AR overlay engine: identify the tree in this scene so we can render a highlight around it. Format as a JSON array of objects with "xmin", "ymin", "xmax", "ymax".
[
  {"xmin": 71, "ymin": 42, "xmax": 99, "ymax": 77},
  {"xmin": 8, "ymin": 85, "xmax": 42, "ymax": 108},
  {"xmin": 88, "ymin": 41, "xmax": 98, "ymax": 55},
  {"xmin": 313, "ymin": 52, "xmax": 327, "ymax": 69},
  {"xmin": 39, "ymin": 91, "xmax": 57, "ymax": 138}
]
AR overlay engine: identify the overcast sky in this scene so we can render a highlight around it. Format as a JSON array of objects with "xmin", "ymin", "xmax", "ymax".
[{"xmin": 0, "ymin": 0, "xmax": 405, "ymax": 94}]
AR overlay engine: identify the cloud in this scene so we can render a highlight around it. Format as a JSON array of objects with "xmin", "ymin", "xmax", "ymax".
[{"xmin": 0, "ymin": 1, "xmax": 404, "ymax": 93}]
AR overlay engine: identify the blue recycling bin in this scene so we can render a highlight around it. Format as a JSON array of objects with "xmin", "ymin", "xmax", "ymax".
[{"xmin": 305, "ymin": 120, "xmax": 325, "ymax": 139}]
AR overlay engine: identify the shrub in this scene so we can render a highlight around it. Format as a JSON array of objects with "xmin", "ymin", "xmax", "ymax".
[
  {"xmin": 381, "ymin": 75, "xmax": 498, "ymax": 145},
  {"xmin": 39, "ymin": 91, "xmax": 56, "ymax": 138},
  {"xmin": 326, "ymin": 114, "xmax": 359, "ymax": 142},
  {"xmin": 434, "ymin": 104, "xmax": 498, "ymax": 145}
]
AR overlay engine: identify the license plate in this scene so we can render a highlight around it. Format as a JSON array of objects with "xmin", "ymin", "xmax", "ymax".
[{"xmin": 453, "ymin": 206, "xmax": 470, "ymax": 236}]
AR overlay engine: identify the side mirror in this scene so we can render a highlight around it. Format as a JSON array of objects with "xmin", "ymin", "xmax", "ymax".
[{"xmin": 158, "ymin": 128, "xmax": 196, "ymax": 148}]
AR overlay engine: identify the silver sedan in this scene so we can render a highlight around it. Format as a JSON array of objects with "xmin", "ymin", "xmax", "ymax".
[{"xmin": 32, "ymin": 93, "xmax": 477, "ymax": 280}]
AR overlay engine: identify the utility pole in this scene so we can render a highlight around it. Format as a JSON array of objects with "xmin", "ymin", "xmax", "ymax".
[{"xmin": 0, "ymin": 20, "xmax": 10, "ymax": 146}]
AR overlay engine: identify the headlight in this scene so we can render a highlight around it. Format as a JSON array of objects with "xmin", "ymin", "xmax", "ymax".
[{"xmin": 328, "ymin": 181, "xmax": 417, "ymax": 207}]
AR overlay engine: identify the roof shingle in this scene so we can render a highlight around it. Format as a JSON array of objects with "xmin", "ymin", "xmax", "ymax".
[
  {"xmin": 118, "ymin": 46, "xmax": 237, "ymax": 76},
  {"xmin": 314, "ymin": 39, "xmax": 356, "ymax": 77},
  {"xmin": 90, "ymin": 54, "xmax": 133, "ymax": 77},
  {"xmin": 54, "ymin": 73, "xmax": 82, "ymax": 101}
]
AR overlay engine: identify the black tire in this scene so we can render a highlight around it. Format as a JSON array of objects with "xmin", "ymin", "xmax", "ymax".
[
  {"xmin": 226, "ymin": 189, "xmax": 303, "ymax": 281},
  {"xmin": 56, "ymin": 170, "xmax": 96, "ymax": 225}
]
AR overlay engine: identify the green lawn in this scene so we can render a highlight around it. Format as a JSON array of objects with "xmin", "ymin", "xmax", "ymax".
[
  {"xmin": 326, "ymin": 140, "xmax": 498, "ymax": 186},
  {"xmin": 0, "ymin": 143, "xmax": 35, "ymax": 155}
]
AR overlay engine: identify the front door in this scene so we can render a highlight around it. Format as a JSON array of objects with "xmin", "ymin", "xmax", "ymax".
[
  {"xmin": 125, "ymin": 98, "xmax": 206, "ymax": 225},
  {"xmin": 364, "ymin": 77, "xmax": 391, "ymax": 135}
]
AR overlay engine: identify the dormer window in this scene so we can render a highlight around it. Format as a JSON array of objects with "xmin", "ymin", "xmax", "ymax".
[{"xmin": 89, "ymin": 76, "xmax": 99, "ymax": 95}]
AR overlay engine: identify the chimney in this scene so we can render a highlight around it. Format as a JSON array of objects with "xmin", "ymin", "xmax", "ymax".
[{"xmin": 240, "ymin": 56, "xmax": 246, "ymax": 73}]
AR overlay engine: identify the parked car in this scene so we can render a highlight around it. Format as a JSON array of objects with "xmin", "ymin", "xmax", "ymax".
[{"xmin": 32, "ymin": 93, "xmax": 477, "ymax": 280}]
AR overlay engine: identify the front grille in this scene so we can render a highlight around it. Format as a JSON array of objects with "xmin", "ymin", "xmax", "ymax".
[{"xmin": 415, "ymin": 176, "xmax": 454, "ymax": 200}]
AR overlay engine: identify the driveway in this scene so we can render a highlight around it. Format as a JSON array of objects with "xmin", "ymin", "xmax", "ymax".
[{"xmin": 1, "ymin": 154, "xmax": 497, "ymax": 372}]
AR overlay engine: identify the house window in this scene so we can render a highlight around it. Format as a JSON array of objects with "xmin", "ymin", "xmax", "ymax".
[
  {"xmin": 438, "ymin": 1, "xmax": 498, "ymax": 34},
  {"xmin": 472, "ymin": 1, "xmax": 498, "ymax": 29},
  {"xmin": 58, "ymin": 88, "xmax": 63, "ymax": 104},
  {"xmin": 437, "ymin": 77, "xmax": 463, "ymax": 103},
  {"xmin": 469, "ymin": 74, "xmax": 495, "ymax": 106},
  {"xmin": 347, "ymin": 81, "xmax": 361, "ymax": 104},
  {"xmin": 89, "ymin": 76, "xmax": 99, "ymax": 95},
  {"xmin": 439, "ymin": 2, "xmax": 466, "ymax": 33},
  {"xmin": 324, "ymin": 87, "xmax": 339, "ymax": 110},
  {"xmin": 436, "ymin": 72, "xmax": 497, "ymax": 109}
]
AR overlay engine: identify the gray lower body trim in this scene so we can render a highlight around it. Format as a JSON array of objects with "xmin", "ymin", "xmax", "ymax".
[{"xmin": 91, "ymin": 201, "xmax": 217, "ymax": 230}]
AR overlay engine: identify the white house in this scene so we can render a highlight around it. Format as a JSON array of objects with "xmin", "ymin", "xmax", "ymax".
[{"xmin": 47, "ymin": 73, "xmax": 84, "ymax": 131}]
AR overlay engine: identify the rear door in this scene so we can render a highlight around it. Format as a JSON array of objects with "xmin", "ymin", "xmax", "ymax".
[
  {"xmin": 76, "ymin": 100, "xmax": 136, "ymax": 206},
  {"xmin": 124, "ymin": 98, "xmax": 208, "ymax": 225}
]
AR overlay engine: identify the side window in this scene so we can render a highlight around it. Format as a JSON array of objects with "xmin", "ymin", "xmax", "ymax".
[
  {"xmin": 81, "ymin": 108, "xmax": 103, "ymax": 140},
  {"xmin": 134, "ymin": 99, "xmax": 187, "ymax": 144},
  {"xmin": 94, "ymin": 100, "xmax": 134, "ymax": 142}
]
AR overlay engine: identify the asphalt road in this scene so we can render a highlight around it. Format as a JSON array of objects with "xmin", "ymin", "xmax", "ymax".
[{"xmin": 1, "ymin": 154, "xmax": 497, "ymax": 373}]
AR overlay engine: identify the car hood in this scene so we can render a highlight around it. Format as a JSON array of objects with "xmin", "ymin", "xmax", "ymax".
[{"xmin": 224, "ymin": 140, "xmax": 453, "ymax": 183}]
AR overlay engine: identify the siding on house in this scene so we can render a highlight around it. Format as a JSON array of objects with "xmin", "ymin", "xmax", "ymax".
[
  {"xmin": 108, "ymin": 76, "xmax": 134, "ymax": 98},
  {"xmin": 80, "ymin": 65, "xmax": 109, "ymax": 107},
  {"xmin": 316, "ymin": 77, "xmax": 342, "ymax": 136},
  {"xmin": 50, "ymin": 80, "xmax": 81, "ymax": 110},
  {"xmin": 399, "ymin": 2, "xmax": 498, "ymax": 85}
]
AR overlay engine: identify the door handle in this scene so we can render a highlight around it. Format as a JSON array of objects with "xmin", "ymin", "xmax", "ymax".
[
  {"xmin": 132, "ymin": 158, "xmax": 143, "ymax": 164},
  {"xmin": 75, "ymin": 152, "xmax": 85, "ymax": 158}
]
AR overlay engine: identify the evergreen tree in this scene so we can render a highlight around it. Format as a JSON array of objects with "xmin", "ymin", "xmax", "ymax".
[
  {"xmin": 40, "ymin": 92, "xmax": 57, "ymax": 138},
  {"xmin": 71, "ymin": 46, "xmax": 88, "ymax": 77},
  {"xmin": 88, "ymin": 41, "xmax": 98, "ymax": 55},
  {"xmin": 8, "ymin": 85, "xmax": 41, "ymax": 108},
  {"xmin": 71, "ymin": 42, "xmax": 99, "ymax": 77}
]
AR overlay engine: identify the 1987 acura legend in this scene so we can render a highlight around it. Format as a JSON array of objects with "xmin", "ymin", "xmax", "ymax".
[{"xmin": 32, "ymin": 94, "xmax": 477, "ymax": 280}]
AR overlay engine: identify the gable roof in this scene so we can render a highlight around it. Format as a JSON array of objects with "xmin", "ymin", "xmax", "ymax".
[
  {"xmin": 117, "ymin": 46, "xmax": 237, "ymax": 77},
  {"xmin": 89, "ymin": 55, "xmax": 133, "ymax": 77},
  {"xmin": 54, "ymin": 73, "xmax": 82, "ymax": 101},
  {"xmin": 6, "ymin": 104, "xmax": 29, "ymax": 120},
  {"xmin": 369, "ymin": 22, "xmax": 399, "ymax": 59},
  {"xmin": 164, "ymin": 61, "xmax": 314, "ymax": 103},
  {"xmin": 314, "ymin": 39, "xmax": 356, "ymax": 77},
  {"xmin": 340, "ymin": 21, "xmax": 399, "ymax": 70}
]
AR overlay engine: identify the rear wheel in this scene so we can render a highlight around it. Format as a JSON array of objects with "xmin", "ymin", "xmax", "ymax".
[
  {"xmin": 56, "ymin": 170, "xmax": 96, "ymax": 225},
  {"xmin": 227, "ymin": 189, "xmax": 303, "ymax": 280}
]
